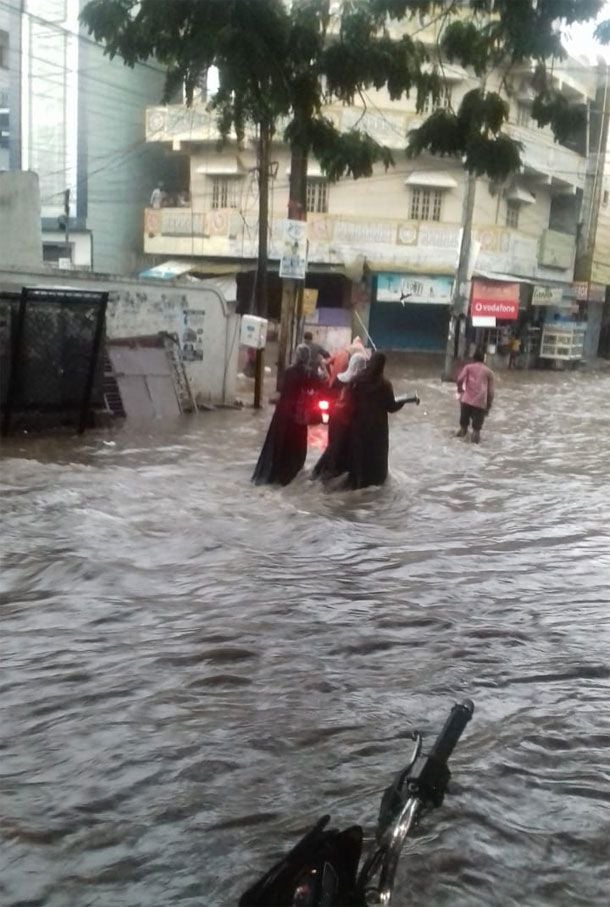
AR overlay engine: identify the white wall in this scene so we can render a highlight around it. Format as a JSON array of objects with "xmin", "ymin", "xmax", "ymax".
[
  {"xmin": 0, "ymin": 266, "xmax": 240, "ymax": 404},
  {"xmin": 0, "ymin": 171, "xmax": 42, "ymax": 268}
]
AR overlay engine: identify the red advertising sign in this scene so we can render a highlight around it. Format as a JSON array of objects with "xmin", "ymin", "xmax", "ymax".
[{"xmin": 471, "ymin": 280, "xmax": 520, "ymax": 321}]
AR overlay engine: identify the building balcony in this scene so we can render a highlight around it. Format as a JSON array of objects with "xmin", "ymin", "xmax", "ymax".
[
  {"xmin": 146, "ymin": 105, "xmax": 242, "ymax": 146},
  {"xmin": 505, "ymin": 123, "xmax": 586, "ymax": 191},
  {"xmin": 144, "ymin": 208, "xmax": 577, "ymax": 283}
]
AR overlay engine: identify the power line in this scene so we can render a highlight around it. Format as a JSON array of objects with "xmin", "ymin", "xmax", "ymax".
[{"xmin": 0, "ymin": 0, "xmax": 165, "ymax": 77}]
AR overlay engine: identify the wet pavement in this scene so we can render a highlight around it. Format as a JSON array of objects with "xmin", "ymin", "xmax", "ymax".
[{"xmin": 1, "ymin": 363, "xmax": 610, "ymax": 906}]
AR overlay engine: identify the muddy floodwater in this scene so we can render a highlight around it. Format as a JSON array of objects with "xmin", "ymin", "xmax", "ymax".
[{"xmin": 1, "ymin": 363, "xmax": 610, "ymax": 907}]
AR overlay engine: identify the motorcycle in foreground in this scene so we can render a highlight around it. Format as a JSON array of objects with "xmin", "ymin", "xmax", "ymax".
[{"xmin": 239, "ymin": 700, "xmax": 474, "ymax": 906}]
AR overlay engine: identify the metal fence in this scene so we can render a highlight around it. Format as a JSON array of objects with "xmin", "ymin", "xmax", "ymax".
[{"xmin": 0, "ymin": 287, "xmax": 108, "ymax": 435}]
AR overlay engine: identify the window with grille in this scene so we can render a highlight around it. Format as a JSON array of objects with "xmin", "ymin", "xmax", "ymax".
[
  {"xmin": 410, "ymin": 188, "xmax": 443, "ymax": 222},
  {"xmin": 306, "ymin": 179, "xmax": 328, "ymax": 213},
  {"xmin": 506, "ymin": 200, "xmax": 520, "ymax": 229},
  {"xmin": 422, "ymin": 84, "xmax": 452, "ymax": 114},
  {"xmin": 210, "ymin": 176, "xmax": 240, "ymax": 209}
]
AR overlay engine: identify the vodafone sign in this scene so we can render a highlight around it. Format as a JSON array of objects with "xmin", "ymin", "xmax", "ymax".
[{"xmin": 471, "ymin": 280, "xmax": 520, "ymax": 321}]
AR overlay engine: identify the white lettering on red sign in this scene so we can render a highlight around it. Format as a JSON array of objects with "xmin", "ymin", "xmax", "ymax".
[{"xmin": 471, "ymin": 280, "xmax": 519, "ymax": 321}]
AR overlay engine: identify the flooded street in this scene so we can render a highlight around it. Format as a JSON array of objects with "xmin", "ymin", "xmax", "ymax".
[{"xmin": 2, "ymin": 363, "xmax": 610, "ymax": 907}]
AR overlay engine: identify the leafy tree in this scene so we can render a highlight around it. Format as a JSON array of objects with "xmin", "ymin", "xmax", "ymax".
[{"xmin": 82, "ymin": 0, "xmax": 603, "ymax": 190}]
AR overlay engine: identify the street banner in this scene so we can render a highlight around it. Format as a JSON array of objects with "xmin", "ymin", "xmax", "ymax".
[{"xmin": 279, "ymin": 219, "xmax": 308, "ymax": 280}]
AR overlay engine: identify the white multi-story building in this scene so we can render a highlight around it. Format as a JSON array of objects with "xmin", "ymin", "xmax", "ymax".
[
  {"xmin": 0, "ymin": 5, "xmax": 10, "ymax": 172},
  {"xmin": 2, "ymin": 0, "xmax": 166, "ymax": 274},
  {"xmin": 141, "ymin": 15, "xmax": 610, "ymax": 362}
]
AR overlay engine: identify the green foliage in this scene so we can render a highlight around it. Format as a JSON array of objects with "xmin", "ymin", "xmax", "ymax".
[
  {"xmin": 81, "ymin": 0, "xmax": 604, "ymax": 184},
  {"xmin": 531, "ymin": 93, "xmax": 587, "ymax": 146},
  {"xmin": 407, "ymin": 90, "xmax": 521, "ymax": 178},
  {"xmin": 299, "ymin": 117, "xmax": 395, "ymax": 179},
  {"xmin": 595, "ymin": 19, "xmax": 610, "ymax": 44}
]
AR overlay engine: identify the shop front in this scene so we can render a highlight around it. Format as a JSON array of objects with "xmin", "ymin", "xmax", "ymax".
[
  {"xmin": 369, "ymin": 273, "xmax": 453, "ymax": 352},
  {"xmin": 575, "ymin": 282, "xmax": 606, "ymax": 360},
  {"xmin": 468, "ymin": 278, "xmax": 592, "ymax": 369},
  {"xmin": 532, "ymin": 284, "xmax": 582, "ymax": 368},
  {"xmin": 468, "ymin": 279, "xmax": 520, "ymax": 367}
]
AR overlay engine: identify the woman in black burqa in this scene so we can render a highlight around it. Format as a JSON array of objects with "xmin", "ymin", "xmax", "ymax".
[
  {"xmin": 252, "ymin": 344, "xmax": 320, "ymax": 486},
  {"xmin": 312, "ymin": 351, "xmax": 368, "ymax": 481},
  {"xmin": 346, "ymin": 352, "xmax": 406, "ymax": 489}
]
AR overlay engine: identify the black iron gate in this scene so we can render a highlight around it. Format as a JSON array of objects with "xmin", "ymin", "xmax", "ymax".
[{"xmin": 0, "ymin": 286, "xmax": 108, "ymax": 436}]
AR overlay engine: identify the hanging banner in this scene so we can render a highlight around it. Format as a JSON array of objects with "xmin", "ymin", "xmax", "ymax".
[
  {"xmin": 279, "ymin": 219, "xmax": 308, "ymax": 280},
  {"xmin": 471, "ymin": 280, "xmax": 519, "ymax": 321}
]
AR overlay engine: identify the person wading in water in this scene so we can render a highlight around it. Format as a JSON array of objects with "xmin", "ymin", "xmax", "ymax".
[
  {"xmin": 346, "ymin": 352, "xmax": 414, "ymax": 489},
  {"xmin": 455, "ymin": 348, "xmax": 495, "ymax": 444},
  {"xmin": 252, "ymin": 345, "xmax": 321, "ymax": 486},
  {"xmin": 312, "ymin": 352, "xmax": 368, "ymax": 482}
]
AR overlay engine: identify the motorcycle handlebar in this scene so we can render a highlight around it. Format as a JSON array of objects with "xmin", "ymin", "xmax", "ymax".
[{"xmin": 427, "ymin": 699, "xmax": 474, "ymax": 765}]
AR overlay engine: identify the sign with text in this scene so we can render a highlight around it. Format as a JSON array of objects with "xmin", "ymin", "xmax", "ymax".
[
  {"xmin": 377, "ymin": 273, "xmax": 453, "ymax": 304},
  {"xmin": 302, "ymin": 288, "xmax": 319, "ymax": 318},
  {"xmin": 279, "ymin": 219, "xmax": 308, "ymax": 280},
  {"xmin": 532, "ymin": 285, "xmax": 564, "ymax": 306},
  {"xmin": 471, "ymin": 280, "xmax": 519, "ymax": 321},
  {"xmin": 574, "ymin": 281, "xmax": 606, "ymax": 304}
]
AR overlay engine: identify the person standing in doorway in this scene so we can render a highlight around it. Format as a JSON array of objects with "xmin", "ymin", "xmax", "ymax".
[
  {"xmin": 508, "ymin": 333, "xmax": 521, "ymax": 369},
  {"xmin": 456, "ymin": 348, "xmax": 495, "ymax": 444},
  {"xmin": 150, "ymin": 182, "xmax": 165, "ymax": 209}
]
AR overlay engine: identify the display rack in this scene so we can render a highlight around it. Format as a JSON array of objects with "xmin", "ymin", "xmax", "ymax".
[{"xmin": 539, "ymin": 323, "xmax": 586, "ymax": 361}]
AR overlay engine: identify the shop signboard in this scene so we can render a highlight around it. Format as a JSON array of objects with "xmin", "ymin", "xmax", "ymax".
[
  {"xmin": 376, "ymin": 273, "xmax": 453, "ymax": 304},
  {"xmin": 302, "ymin": 288, "xmax": 319, "ymax": 318},
  {"xmin": 574, "ymin": 281, "xmax": 606, "ymax": 304},
  {"xmin": 471, "ymin": 280, "xmax": 519, "ymax": 321},
  {"xmin": 532, "ymin": 285, "xmax": 564, "ymax": 306}
]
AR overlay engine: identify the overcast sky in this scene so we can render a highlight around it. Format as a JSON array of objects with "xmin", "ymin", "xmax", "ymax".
[{"xmin": 564, "ymin": 1, "xmax": 610, "ymax": 62}]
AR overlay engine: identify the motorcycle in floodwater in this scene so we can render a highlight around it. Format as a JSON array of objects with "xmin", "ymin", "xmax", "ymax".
[
  {"xmin": 307, "ymin": 390, "xmax": 421, "ymax": 427},
  {"xmin": 239, "ymin": 700, "xmax": 474, "ymax": 906}
]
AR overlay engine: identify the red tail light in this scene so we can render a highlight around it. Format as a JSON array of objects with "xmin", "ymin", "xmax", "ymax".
[{"xmin": 318, "ymin": 400, "xmax": 330, "ymax": 425}]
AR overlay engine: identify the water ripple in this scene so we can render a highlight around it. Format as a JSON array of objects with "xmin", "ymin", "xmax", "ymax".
[{"xmin": 1, "ymin": 366, "xmax": 610, "ymax": 905}]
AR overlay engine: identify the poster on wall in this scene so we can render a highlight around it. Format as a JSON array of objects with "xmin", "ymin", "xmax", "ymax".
[
  {"xmin": 279, "ymin": 219, "xmax": 308, "ymax": 280},
  {"xmin": 182, "ymin": 309, "xmax": 205, "ymax": 361},
  {"xmin": 376, "ymin": 274, "xmax": 454, "ymax": 304},
  {"xmin": 470, "ymin": 280, "xmax": 519, "ymax": 321}
]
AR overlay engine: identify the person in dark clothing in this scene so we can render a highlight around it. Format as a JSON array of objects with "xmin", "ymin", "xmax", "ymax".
[
  {"xmin": 252, "ymin": 345, "xmax": 320, "ymax": 486},
  {"xmin": 312, "ymin": 352, "xmax": 368, "ymax": 481},
  {"xmin": 346, "ymin": 352, "xmax": 407, "ymax": 489},
  {"xmin": 304, "ymin": 331, "xmax": 330, "ymax": 378}
]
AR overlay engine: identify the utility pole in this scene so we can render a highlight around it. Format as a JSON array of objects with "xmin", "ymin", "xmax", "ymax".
[
  {"xmin": 253, "ymin": 121, "xmax": 272, "ymax": 409},
  {"xmin": 277, "ymin": 139, "xmax": 308, "ymax": 389},
  {"xmin": 575, "ymin": 64, "xmax": 610, "ymax": 285},
  {"xmin": 443, "ymin": 170, "xmax": 476, "ymax": 380}
]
